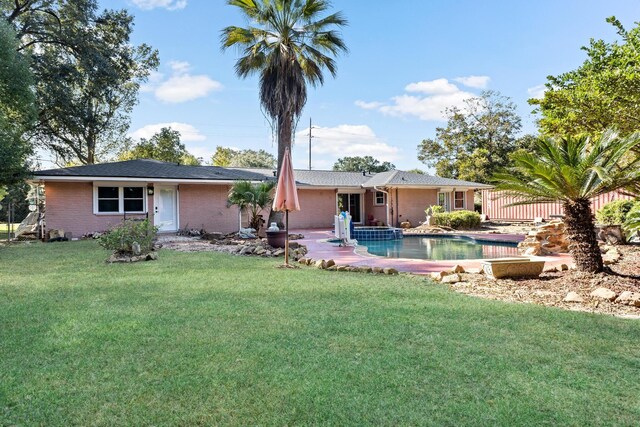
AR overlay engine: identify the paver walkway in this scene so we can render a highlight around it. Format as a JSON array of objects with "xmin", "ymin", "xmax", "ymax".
[{"xmin": 293, "ymin": 228, "xmax": 573, "ymax": 275}]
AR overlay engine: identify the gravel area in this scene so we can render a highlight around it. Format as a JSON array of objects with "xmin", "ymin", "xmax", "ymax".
[{"xmin": 448, "ymin": 245, "xmax": 640, "ymax": 319}]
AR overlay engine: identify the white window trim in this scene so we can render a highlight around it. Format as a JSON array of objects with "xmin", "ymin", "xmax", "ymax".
[
  {"xmin": 454, "ymin": 191, "xmax": 466, "ymax": 210},
  {"xmin": 374, "ymin": 191, "xmax": 385, "ymax": 206},
  {"xmin": 93, "ymin": 184, "xmax": 147, "ymax": 215},
  {"xmin": 437, "ymin": 191, "xmax": 451, "ymax": 212}
]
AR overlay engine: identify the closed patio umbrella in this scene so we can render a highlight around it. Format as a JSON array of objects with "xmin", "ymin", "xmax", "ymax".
[{"xmin": 272, "ymin": 147, "xmax": 300, "ymax": 266}]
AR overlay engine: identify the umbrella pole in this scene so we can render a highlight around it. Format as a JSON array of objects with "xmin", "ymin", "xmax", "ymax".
[{"xmin": 285, "ymin": 210, "xmax": 289, "ymax": 265}]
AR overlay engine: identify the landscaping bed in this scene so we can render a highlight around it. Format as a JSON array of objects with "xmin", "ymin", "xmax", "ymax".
[{"xmin": 447, "ymin": 245, "xmax": 640, "ymax": 318}]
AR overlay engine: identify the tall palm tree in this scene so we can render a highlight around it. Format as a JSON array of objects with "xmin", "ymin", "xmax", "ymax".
[
  {"xmin": 221, "ymin": 0, "xmax": 347, "ymax": 175},
  {"xmin": 493, "ymin": 130, "xmax": 640, "ymax": 272}
]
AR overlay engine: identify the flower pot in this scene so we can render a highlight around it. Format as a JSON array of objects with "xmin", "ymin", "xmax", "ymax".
[{"xmin": 266, "ymin": 230, "xmax": 287, "ymax": 248}]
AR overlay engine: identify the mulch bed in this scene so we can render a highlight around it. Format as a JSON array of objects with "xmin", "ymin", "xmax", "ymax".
[{"xmin": 448, "ymin": 245, "xmax": 640, "ymax": 318}]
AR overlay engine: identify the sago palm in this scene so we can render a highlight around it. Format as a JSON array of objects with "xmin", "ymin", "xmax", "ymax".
[
  {"xmin": 221, "ymin": 0, "xmax": 347, "ymax": 175},
  {"xmin": 493, "ymin": 130, "xmax": 640, "ymax": 272},
  {"xmin": 227, "ymin": 180, "xmax": 276, "ymax": 231}
]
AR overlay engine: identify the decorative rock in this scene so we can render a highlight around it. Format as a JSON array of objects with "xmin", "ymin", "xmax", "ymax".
[
  {"xmin": 614, "ymin": 291, "xmax": 640, "ymax": 307},
  {"xmin": 430, "ymin": 271, "xmax": 448, "ymax": 281},
  {"xmin": 518, "ymin": 220, "xmax": 569, "ymax": 255},
  {"xmin": 337, "ymin": 266, "xmax": 348, "ymax": 272},
  {"xmin": 441, "ymin": 273, "xmax": 461, "ymax": 284},
  {"xmin": 327, "ymin": 266, "xmax": 337, "ymax": 271},
  {"xmin": 563, "ymin": 292, "xmax": 584, "ymax": 303},
  {"xmin": 359, "ymin": 266, "xmax": 373, "ymax": 273},
  {"xmin": 272, "ymin": 249, "xmax": 285, "ymax": 257},
  {"xmin": 201, "ymin": 232, "xmax": 224, "ymax": 241},
  {"xmin": 558, "ymin": 264, "xmax": 569, "ymax": 271},
  {"xmin": 451, "ymin": 264, "xmax": 465, "ymax": 274},
  {"xmin": 383, "ymin": 268, "xmax": 399, "ymax": 275},
  {"xmin": 590, "ymin": 288, "xmax": 617, "ymax": 302},
  {"xmin": 239, "ymin": 246, "xmax": 254, "ymax": 255},
  {"xmin": 254, "ymin": 247, "xmax": 266, "ymax": 255},
  {"xmin": 326, "ymin": 259, "xmax": 336, "ymax": 268},
  {"xmin": 298, "ymin": 257, "xmax": 308, "ymax": 264},
  {"xmin": 315, "ymin": 259, "xmax": 327, "ymax": 269},
  {"xmin": 373, "ymin": 267, "xmax": 384, "ymax": 274},
  {"xmin": 132, "ymin": 241, "xmax": 141, "ymax": 256}
]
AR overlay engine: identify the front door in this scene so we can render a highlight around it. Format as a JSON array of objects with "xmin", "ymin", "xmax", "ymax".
[
  {"xmin": 154, "ymin": 186, "xmax": 178, "ymax": 232},
  {"xmin": 337, "ymin": 193, "xmax": 362, "ymax": 223}
]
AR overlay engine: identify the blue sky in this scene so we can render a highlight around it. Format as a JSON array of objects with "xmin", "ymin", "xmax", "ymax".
[{"xmin": 99, "ymin": 0, "xmax": 640, "ymax": 171}]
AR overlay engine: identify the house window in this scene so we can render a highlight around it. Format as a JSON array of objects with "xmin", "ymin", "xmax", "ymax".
[
  {"xmin": 95, "ymin": 185, "xmax": 146, "ymax": 214},
  {"xmin": 454, "ymin": 191, "xmax": 465, "ymax": 209},
  {"xmin": 97, "ymin": 187, "xmax": 120, "ymax": 213},
  {"xmin": 374, "ymin": 191, "xmax": 385, "ymax": 206},
  {"xmin": 437, "ymin": 192, "xmax": 450, "ymax": 211}
]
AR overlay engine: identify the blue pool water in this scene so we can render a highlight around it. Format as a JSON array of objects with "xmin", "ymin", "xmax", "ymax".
[{"xmin": 358, "ymin": 235, "xmax": 519, "ymax": 260}]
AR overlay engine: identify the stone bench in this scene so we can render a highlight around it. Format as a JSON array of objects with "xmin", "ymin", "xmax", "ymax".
[{"xmin": 481, "ymin": 257, "xmax": 545, "ymax": 280}]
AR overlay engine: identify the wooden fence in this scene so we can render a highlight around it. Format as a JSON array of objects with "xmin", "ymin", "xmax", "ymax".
[{"xmin": 481, "ymin": 190, "xmax": 635, "ymax": 221}]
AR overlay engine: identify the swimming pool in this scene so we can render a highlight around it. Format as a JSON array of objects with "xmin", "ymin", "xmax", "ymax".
[{"xmin": 357, "ymin": 235, "xmax": 519, "ymax": 260}]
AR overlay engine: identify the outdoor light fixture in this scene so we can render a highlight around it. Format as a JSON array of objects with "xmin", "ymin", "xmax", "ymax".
[{"xmin": 147, "ymin": 187, "xmax": 154, "ymax": 196}]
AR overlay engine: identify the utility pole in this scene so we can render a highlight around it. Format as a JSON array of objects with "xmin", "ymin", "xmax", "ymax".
[{"xmin": 308, "ymin": 117, "xmax": 312, "ymax": 170}]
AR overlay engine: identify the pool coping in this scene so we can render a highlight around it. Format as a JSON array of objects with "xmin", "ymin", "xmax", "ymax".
[{"xmin": 293, "ymin": 228, "xmax": 573, "ymax": 275}]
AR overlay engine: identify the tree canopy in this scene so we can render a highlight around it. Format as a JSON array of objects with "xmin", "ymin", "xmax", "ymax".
[
  {"xmin": 211, "ymin": 146, "xmax": 276, "ymax": 169},
  {"xmin": 332, "ymin": 156, "xmax": 395, "ymax": 173},
  {"xmin": 417, "ymin": 91, "xmax": 527, "ymax": 183},
  {"xmin": 530, "ymin": 17, "xmax": 640, "ymax": 138},
  {"xmin": 0, "ymin": 19, "xmax": 35, "ymax": 187},
  {"xmin": 2, "ymin": 0, "xmax": 159, "ymax": 165},
  {"xmin": 119, "ymin": 128, "xmax": 200, "ymax": 165}
]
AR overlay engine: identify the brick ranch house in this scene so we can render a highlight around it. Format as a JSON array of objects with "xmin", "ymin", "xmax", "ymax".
[{"xmin": 32, "ymin": 159, "xmax": 490, "ymax": 236}]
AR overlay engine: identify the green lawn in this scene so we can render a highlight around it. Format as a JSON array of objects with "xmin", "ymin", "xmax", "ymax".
[{"xmin": 1, "ymin": 241, "xmax": 639, "ymax": 426}]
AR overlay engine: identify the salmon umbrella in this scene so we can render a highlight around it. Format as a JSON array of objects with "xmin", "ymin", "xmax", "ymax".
[{"xmin": 272, "ymin": 147, "xmax": 300, "ymax": 265}]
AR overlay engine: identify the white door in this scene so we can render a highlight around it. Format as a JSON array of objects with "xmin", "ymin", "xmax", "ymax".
[{"xmin": 154, "ymin": 186, "xmax": 178, "ymax": 232}]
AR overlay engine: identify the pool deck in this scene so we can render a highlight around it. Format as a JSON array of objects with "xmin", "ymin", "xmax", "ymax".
[{"xmin": 293, "ymin": 228, "xmax": 574, "ymax": 275}]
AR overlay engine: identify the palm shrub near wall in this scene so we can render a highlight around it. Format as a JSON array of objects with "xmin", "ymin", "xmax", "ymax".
[
  {"xmin": 99, "ymin": 219, "xmax": 158, "ymax": 255},
  {"xmin": 596, "ymin": 199, "xmax": 640, "ymax": 225},
  {"xmin": 227, "ymin": 181, "xmax": 276, "ymax": 231}
]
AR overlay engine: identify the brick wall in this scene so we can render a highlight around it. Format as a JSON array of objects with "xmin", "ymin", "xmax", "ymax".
[{"xmin": 45, "ymin": 181, "xmax": 150, "ymax": 237}]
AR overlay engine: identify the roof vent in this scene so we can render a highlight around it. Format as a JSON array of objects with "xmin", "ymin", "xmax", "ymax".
[{"xmin": 273, "ymin": 170, "xmax": 276, "ymax": 177}]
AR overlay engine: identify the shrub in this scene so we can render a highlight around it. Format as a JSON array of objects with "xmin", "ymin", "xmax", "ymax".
[
  {"xmin": 99, "ymin": 219, "xmax": 158, "ymax": 254},
  {"xmin": 425, "ymin": 204, "xmax": 444, "ymax": 215},
  {"xmin": 623, "ymin": 204, "xmax": 640, "ymax": 240},
  {"xmin": 596, "ymin": 200, "xmax": 640, "ymax": 225},
  {"xmin": 432, "ymin": 210, "xmax": 481, "ymax": 229}
]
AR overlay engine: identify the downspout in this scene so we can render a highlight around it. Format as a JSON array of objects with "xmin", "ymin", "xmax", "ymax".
[{"xmin": 373, "ymin": 186, "xmax": 390, "ymax": 226}]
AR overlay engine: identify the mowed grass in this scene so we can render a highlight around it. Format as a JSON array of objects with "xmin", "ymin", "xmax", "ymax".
[{"xmin": 1, "ymin": 241, "xmax": 639, "ymax": 426}]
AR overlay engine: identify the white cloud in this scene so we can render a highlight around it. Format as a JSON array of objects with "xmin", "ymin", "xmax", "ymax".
[
  {"xmin": 129, "ymin": 122, "xmax": 206, "ymax": 142},
  {"xmin": 405, "ymin": 78, "xmax": 459, "ymax": 94},
  {"xmin": 130, "ymin": 0, "xmax": 187, "ymax": 11},
  {"xmin": 527, "ymin": 84, "xmax": 547, "ymax": 99},
  {"xmin": 140, "ymin": 70, "xmax": 164, "ymax": 93},
  {"xmin": 355, "ymin": 77, "xmax": 480, "ymax": 121},
  {"xmin": 295, "ymin": 124, "xmax": 400, "ymax": 165},
  {"xmin": 454, "ymin": 75, "xmax": 490, "ymax": 89},
  {"xmin": 150, "ymin": 60, "xmax": 223, "ymax": 103},
  {"xmin": 354, "ymin": 100, "xmax": 384, "ymax": 110}
]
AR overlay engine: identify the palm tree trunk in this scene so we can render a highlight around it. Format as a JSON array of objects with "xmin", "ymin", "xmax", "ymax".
[
  {"xmin": 563, "ymin": 199, "xmax": 603, "ymax": 273},
  {"xmin": 268, "ymin": 112, "xmax": 293, "ymax": 228}
]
